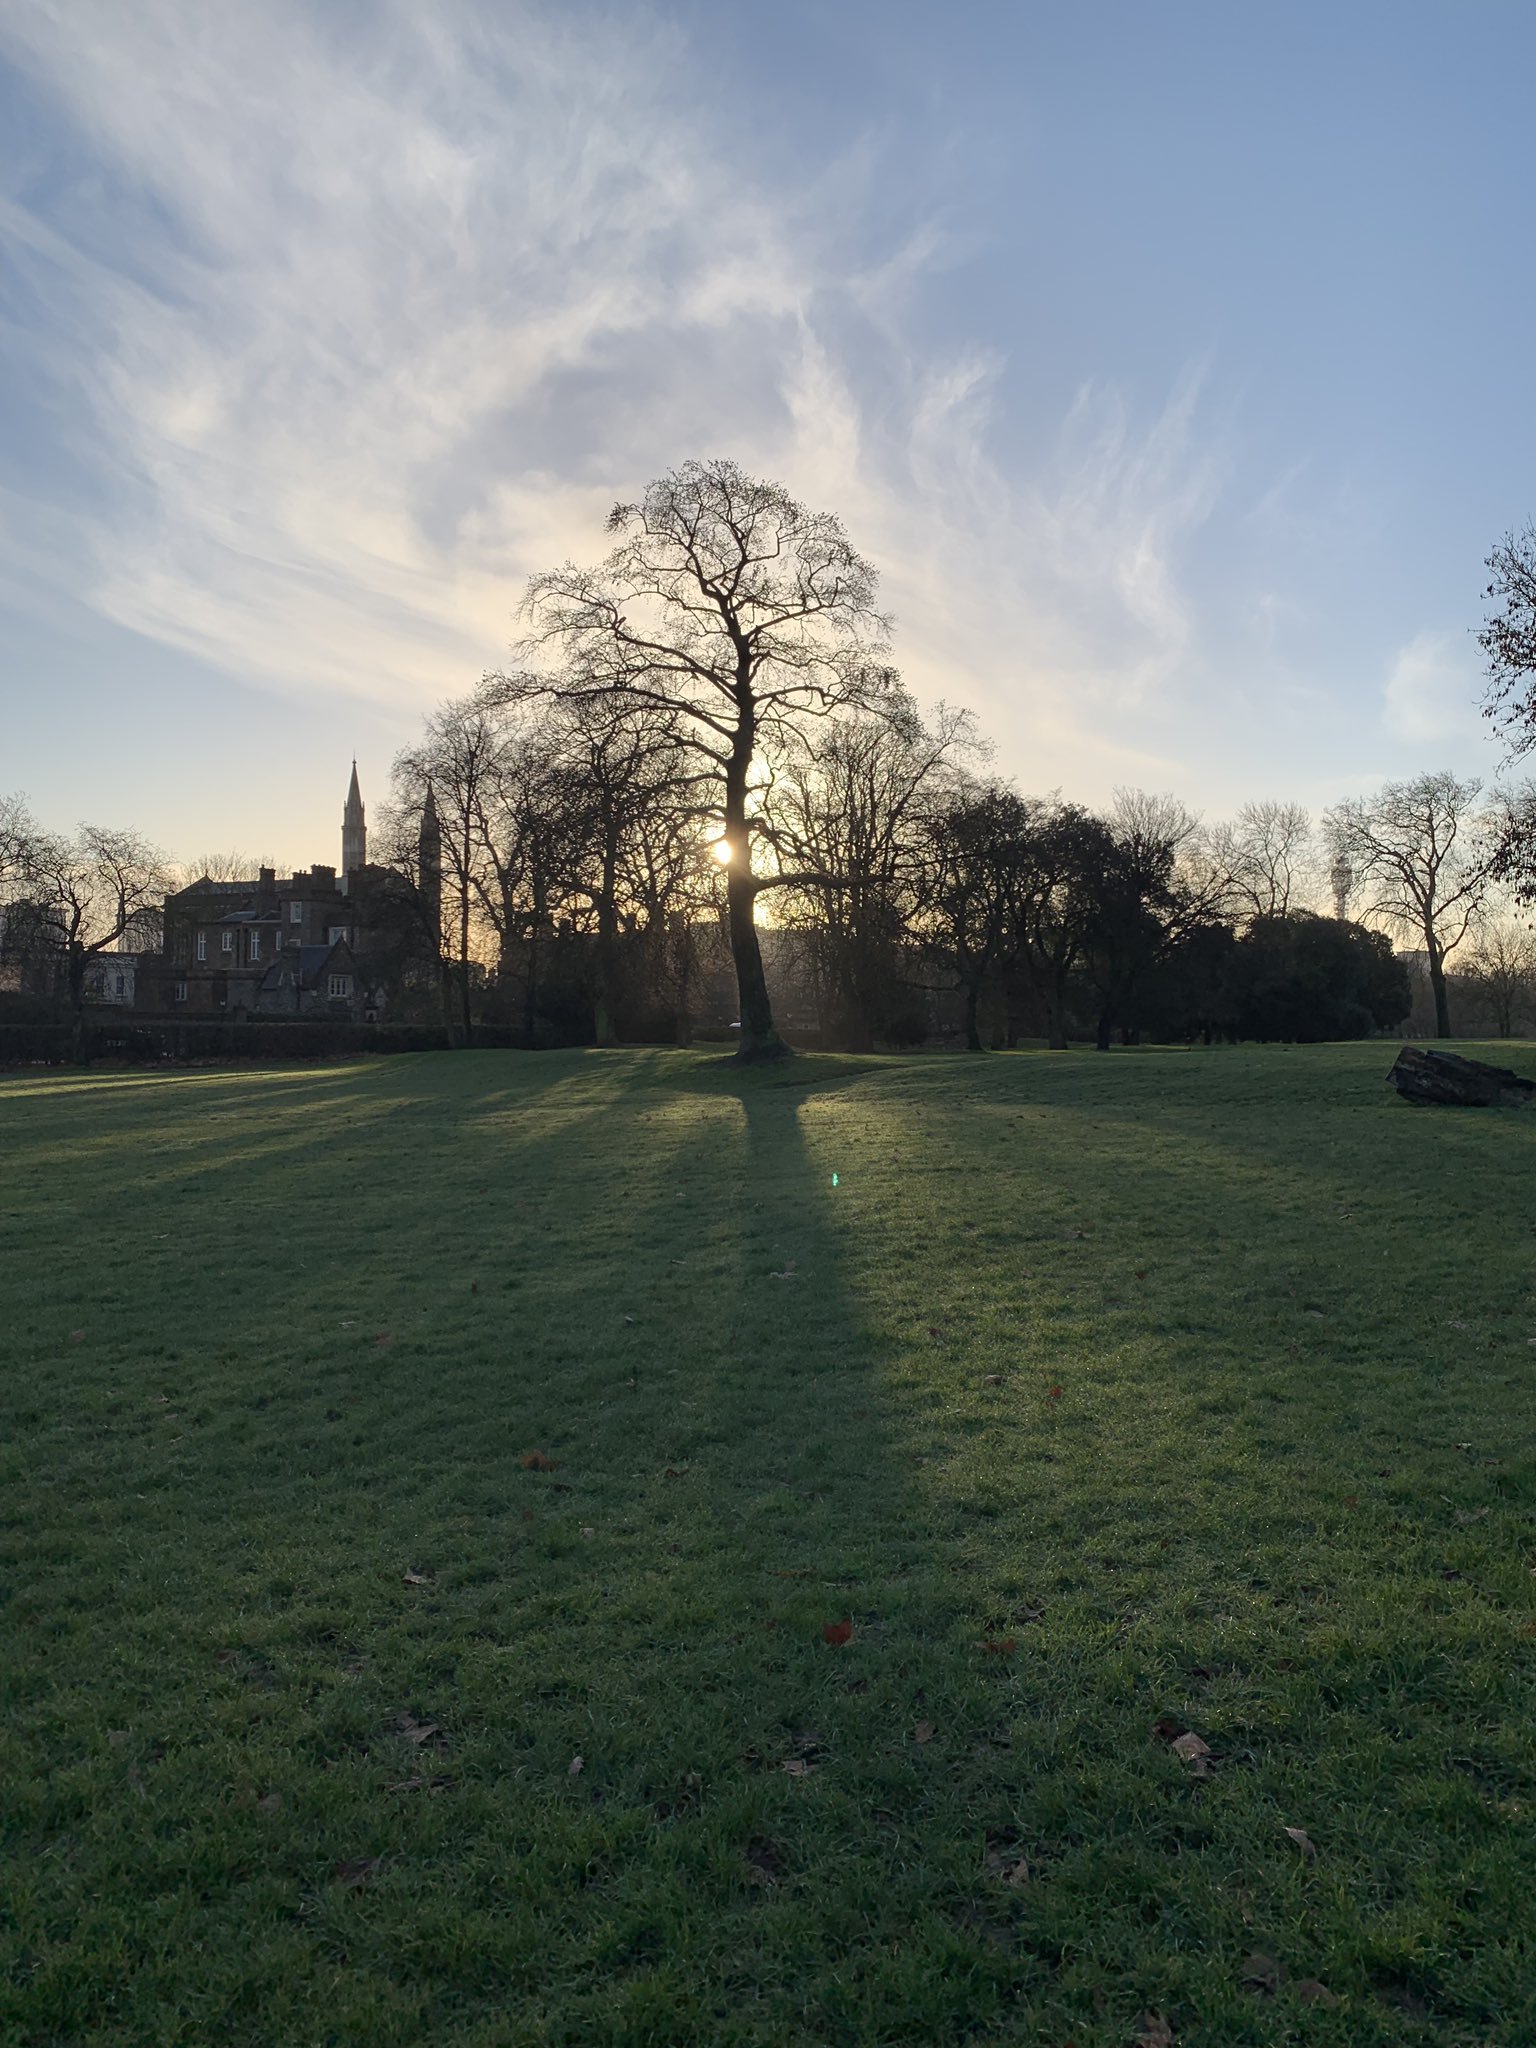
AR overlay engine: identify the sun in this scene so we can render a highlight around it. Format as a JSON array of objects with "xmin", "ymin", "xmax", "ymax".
[{"xmin": 710, "ymin": 837, "xmax": 733, "ymax": 864}]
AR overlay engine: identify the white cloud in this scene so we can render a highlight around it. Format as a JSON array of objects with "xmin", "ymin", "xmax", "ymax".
[
  {"xmin": 1382, "ymin": 630, "xmax": 1485, "ymax": 745},
  {"xmin": 0, "ymin": 0, "xmax": 1230, "ymax": 791}
]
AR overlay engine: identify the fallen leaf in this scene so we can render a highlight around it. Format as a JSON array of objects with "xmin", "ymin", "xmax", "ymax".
[
  {"xmin": 520, "ymin": 1452, "xmax": 557, "ymax": 1471},
  {"xmin": 107, "ymin": 1729, "xmax": 129, "ymax": 1747},
  {"xmin": 980, "ymin": 1636, "xmax": 1017, "ymax": 1656},
  {"xmin": 68, "ymin": 1329, "xmax": 85, "ymax": 1343},
  {"xmin": 745, "ymin": 1838, "xmax": 785, "ymax": 1885},
  {"xmin": 1152, "ymin": 1715, "xmax": 1187, "ymax": 1743},
  {"xmin": 913, "ymin": 1720, "xmax": 936, "ymax": 1744},
  {"xmin": 1293, "ymin": 1979, "xmax": 1340, "ymax": 2007},
  {"xmin": 402, "ymin": 1568, "xmax": 432, "ymax": 1586},
  {"xmin": 927, "ymin": 1326, "xmax": 941, "ymax": 1338},
  {"xmin": 1241, "ymin": 1951, "xmax": 1283, "ymax": 1994},
  {"xmin": 780, "ymin": 1757, "xmax": 814, "ymax": 1777},
  {"xmin": 1134, "ymin": 2016, "xmax": 1174, "ymax": 2048},
  {"xmin": 1283, "ymin": 1825, "xmax": 1317, "ymax": 1857},
  {"xmin": 1171, "ymin": 1731, "xmax": 1211, "ymax": 1763},
  {"xmin": 822, "ymin": 1616, "xmax": 853, "ymax": 1647},
  {"xmin": 995, "ymin": 1856, "xmax": 1029, "ymax": 1884},
  {"xmin": 257, "ymin": 1790, "xmax": 283, "ymax": 1812},
  {"xmin": 982, "ymin": 1373, "xmax": 1004, "ymax": 1385},
  {"xmin": 374, "ymin": 1332, "xmax": 393, "ymax": 1348},
  {"xmin": 397, "ymin": 1714, "xmax": 441, "ymax": 1745},
  {"xmin": 333, "ymin": 1856, "xmax": 379, "ymax": 1888},
  {"xmin": 581, "ymin": 1526, "xmax": 596, "ymax": 1538},
  {"xmin": 1047, "ymin": 1384, "xmax": 1063, "ymax": 1401},
  {"xmin": 663, "ymin": 1466, "xmax": 685, "ymax": 1479},
  {"xmin": 1134, "ymin": 1269, "xmax": 1148, "ymax": 1280},
  {"xmin": 568, "ymin": 1755, "xmax": 584, "ymax": 1775},
  {"xmin": 386, "ymin": 1774, "xmax": 452, "ymax": 1793},
  {"xmin": 1013, "ymin": 1601, "xmax": 1046, "ymax": 1625},
  {"xmin": 1454, "ymin": 1506, "xmax": 1489, "ymax": 1525},
  {"xmin": 770, "ymin": 1261, "xmax": 797, "ymax": 1280}
]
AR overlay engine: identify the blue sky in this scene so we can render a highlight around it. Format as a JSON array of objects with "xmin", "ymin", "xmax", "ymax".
[{"xmin": 2, "ymin": 0, "xmax": 1531, "ymax": 867}]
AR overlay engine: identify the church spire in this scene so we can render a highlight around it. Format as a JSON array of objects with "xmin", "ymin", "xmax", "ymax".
[{"xmin": 341, "ymin": 760, "xmax": 367, "ymax": 890}]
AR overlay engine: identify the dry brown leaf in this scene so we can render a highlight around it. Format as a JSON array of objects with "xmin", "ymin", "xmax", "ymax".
[
  {"xmin": 1171, "ymin": 1731, "xmax": 1211, "ymax": 1763},
  {"xmin": 333, "ymin": 1856, "xmax": 379, "ymax": 1888},
  {"xmin": 1454, "ymin": 1506, "xmax": 1489, "ymax": 1525},
  {"xmin": 1134, "ymin": 2013, "xmax": 1174, "ymax": 2047},
  {"xmin": 822, "ymin": 1616, "xmax": 853, "ymax": 1647},
  {"xmin": 398, "ymin": 1714, "xmax": 441, "ymax": 1745},
  {"xmin": 745, "ymin": 1838, "xmax": 785, "ymax": 1885},
  {"xmin": 913, "ymin": 1720, "xmax": 936, "ymax": 1744},
  {"xmin": 402, "ymin": 1568, "xmax": 432, "ymax": 1586},
  {"xmin": 1294, "ymin": 1978, "xmax": 1340, "ymax": 2007},
  {"xmin": 780, "ymin": 1757, "xmax": 814, "ymax": 1777},
  {"xmin": 520, "ymin": 1451, "xmax": 557, "ymax": 1471},
  {"xmin": 1283, "ymin": 1825, "xmax": 1317, "ymax": 1857},
  {"xmin": 257, "ymin": 1790, "xmax": 283, "ymax": 1812},
  {"xmin": 107, "ymin": 1729, "xmax": 129, "ymax": 1748},
  {"xmin": 979, "ymin": 1636, "xmax": 1017, "ymax": 1656},
  {"xmin": 981, "ymin": 1374, "xmax": 1004, "ymax": 1385},
  {"xmin": 568, "ymin": 1755, "xmax": 584, "ymax": 1775}
]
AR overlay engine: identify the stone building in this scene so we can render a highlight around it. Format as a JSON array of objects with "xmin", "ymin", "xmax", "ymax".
[{"xmin": 134, "ymin": 767, "xmax": 442, "ymax": 1022}]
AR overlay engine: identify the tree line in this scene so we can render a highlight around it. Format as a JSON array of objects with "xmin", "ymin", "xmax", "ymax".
[{"xmin": 9, "ymin": 463, "xmax": 1536, "ymax": 1054}]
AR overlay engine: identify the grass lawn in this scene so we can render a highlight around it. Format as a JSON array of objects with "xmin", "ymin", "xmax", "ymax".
[{"xmin": 3, "ymin": 1042, "xmax": 1536, "ymax": 2047}]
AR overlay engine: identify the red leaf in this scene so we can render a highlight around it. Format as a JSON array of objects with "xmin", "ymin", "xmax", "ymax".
[
  {"xmin": 980, "ymin": 1636, "xmax": 1017, "ymax": 1656},
  {"xmin": 1047, "ymin": 1385, "xmax": 1063, "ymax": 1400},
  {"xmin": 822, "ymin": 1616, "xmax": 852, "ymax": 1647}
]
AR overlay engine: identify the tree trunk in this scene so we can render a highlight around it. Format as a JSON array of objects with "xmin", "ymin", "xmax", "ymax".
[
  {"xmin": 1095, "ymin": 1005, "xmax": 1113, "ymax": 1052},
  {"xmin": 1428, "ymin": 948, "xmax": 1451, "ymax": 1039},
  {"xmin": 724, "ymin": 748, "xmax": 787, "ymax": 1062},
  {"xmin": 593, "ymin": 835, "xmax": 619, "ymax": 1047},
  {"xmin": 964, "ymin": 976, "xmax": 984, "ymax": 1052},
  {"xmin": 1045, "ymin": 979, "xmax": 1068, "ymax": 1052},
  {"xmin": 68, "ymin": 942, "xmax": 87, "ymax": 1061}
]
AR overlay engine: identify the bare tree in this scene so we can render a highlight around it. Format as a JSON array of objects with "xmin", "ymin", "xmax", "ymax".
[
  {"xmin": 1458, "ymin": 917, "xmax": 1536, "ymax": 1039},
  {"xmin": 1480, "ymin": 526, "xmax": 1536, "ymax": 755},
  {"xmin": 1206, "ymin": 801, "xmax": 1314, "ymax": 921},
  {"xmin": 501, "ymin": 458, "xmax": 900, "ymax": 1060},
  {"xmin": 392, "ymin": 697, "xmax": 506, "ymax": 1043},
  {"xmin": 768, "ymin": 697, "xmax": 978, "ymax": 1050},
  {"xmin": 19, "ymin": 826, "xmax": 172, "ymax": 1034},
  {"xmin": 0, "ymin": 792, "xmax": 37, "ymax": 888},
  {"xmin": 1325, "ymin": 774, "xmax": 1496, "ymax": 1038}
]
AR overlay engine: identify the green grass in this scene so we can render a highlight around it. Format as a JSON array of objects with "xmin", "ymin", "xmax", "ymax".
[{"xmin": 3, "ymin": 1043, "xmax": 1536, "ymax": 2047}]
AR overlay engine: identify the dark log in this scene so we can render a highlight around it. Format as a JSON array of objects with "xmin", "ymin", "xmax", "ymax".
[{"xmin": 1388, "ymin": 1045, "xmax": 1536, "ymax": 1107}]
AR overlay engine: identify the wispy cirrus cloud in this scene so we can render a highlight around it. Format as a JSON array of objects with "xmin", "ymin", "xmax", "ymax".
[{"xmin": 1, "ymin": 0, "xmax": 1230, "ymax": 789}]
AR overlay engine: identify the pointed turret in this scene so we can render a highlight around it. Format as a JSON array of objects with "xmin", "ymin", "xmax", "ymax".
[
  {"xmin": 341, "ymin": 760, "xmax": 367, "ymax": 892},
  {"xmin": 418, "ymin": 781, "xmax": 442, "ymax": 955}
]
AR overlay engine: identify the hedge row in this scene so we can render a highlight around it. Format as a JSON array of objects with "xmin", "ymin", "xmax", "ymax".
[{"xmin": 0, "ymin": 1021, "xmax": 533, "ymax": 1065}]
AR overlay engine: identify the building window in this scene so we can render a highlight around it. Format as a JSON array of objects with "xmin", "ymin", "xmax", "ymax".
[
  {"xmin": 173, "ymin": 981, "xmax": 188, "ymax": 1004},
  {"xmin": 290, "ymin": 902, "xmax": 303, "ymax": 924},
  {"xmin": 221, "ymin": 930, "xmax": 235, "ymax": 953},
  {"xmin": 249, "ymin": 933, "xmax": 261, "ymax": 961},
  {"xmin": 196, "ymin": 932, "xmax": 207, "ymax": 961},
  {"xmin": 114, "ymin": 975, "xmax": 125, "ymax": 998},
  {"xmin": 328, "ymin": 926, "xmax": 351, "ymax": 945},
  {"xmin": 328, "ymin": 974, "xmax": 353, "ymax": 998}
]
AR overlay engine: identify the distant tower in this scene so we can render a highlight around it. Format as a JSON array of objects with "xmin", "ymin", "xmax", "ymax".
[
  {"xmin": 341, "ymin": 761, "xmax": 367, "ymax": 892},
  {"xmin": 1330, "ymin": 851, "xmax": 1353, "ymax": 922},
  {"xmin": 418, "ymin": 781, "xmax": 442, "ymax": 955}
]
